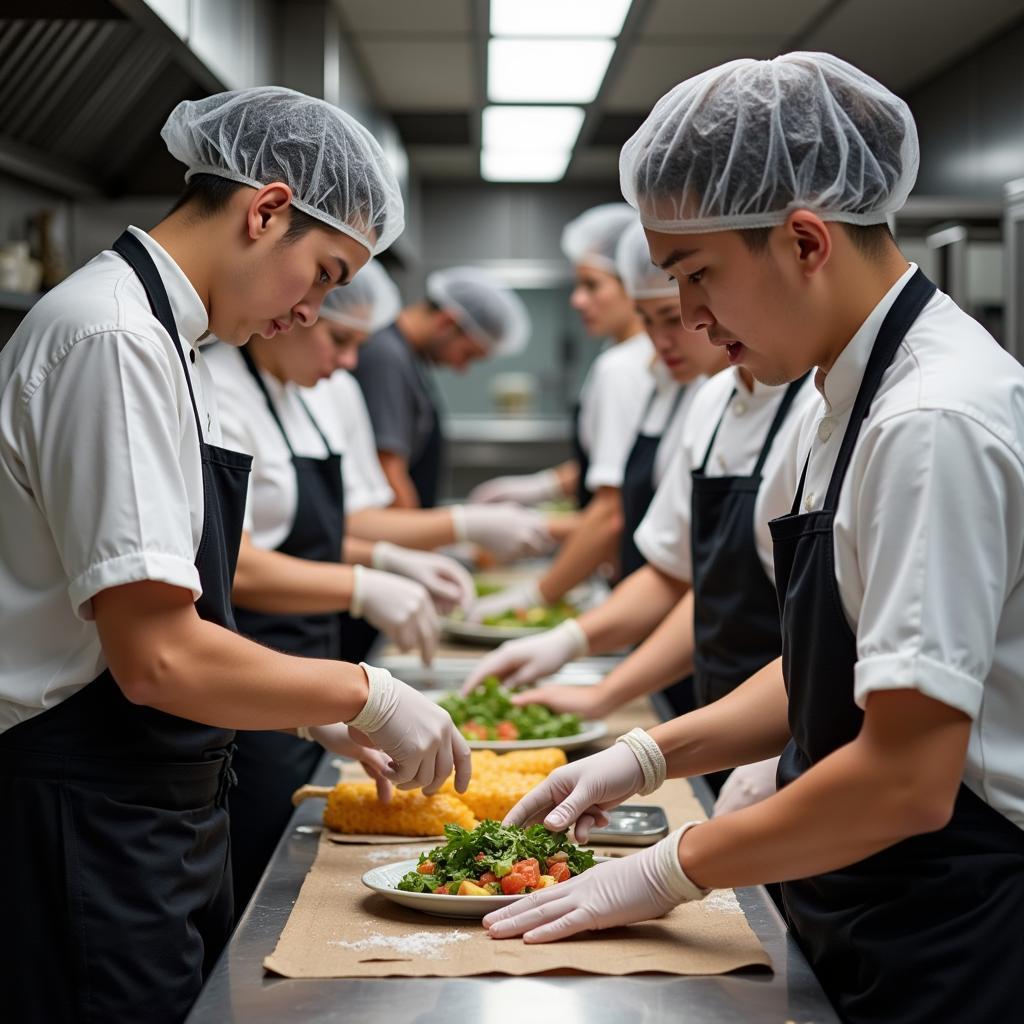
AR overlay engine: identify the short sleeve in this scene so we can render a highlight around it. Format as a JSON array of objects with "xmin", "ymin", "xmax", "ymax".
[
  {"xmin": 353, "ymin": 338, "xmax": 416, "ymax": 459},
  {"xmin": 634, "ymin": 443, "xmax": 694, "ymax": 582},
  {"xmin": 340, "ymin": 384, "xmax": 395, "ymax": 512},
  {"xmin": 850, "ymin": 410, "xmax": 1024, "ymax": 719},
  {"xmin": 23, "ymin": 331, "xmax": 201, "ymax": 620},
  {"xmin": 582, "ymin": 354, "xmax": 651, "ymax": 491}
]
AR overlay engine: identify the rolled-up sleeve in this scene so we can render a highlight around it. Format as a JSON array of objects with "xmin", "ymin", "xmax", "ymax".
[
  {"xmin": 24, "ymin": 331, "xmax": 201, "ymax": 620},
  {"xmin": 634, "ymin": 449, "xmax": 694, "ymax": 582},
  {"xmin": 354, "ymin": 341, "xmax": 416, "ymax": 459},
  {"xmin": 851, "ymin": 410, "xmax": 1023, "ymax": 718},
  {"xmin": 582, "ymin": 357, "xmax": 650, "ymax": 491}
]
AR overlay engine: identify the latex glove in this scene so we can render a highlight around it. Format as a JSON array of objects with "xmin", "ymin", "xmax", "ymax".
[
  {"xmin": 713, "ymin": 756, "xmax": 780, "ymax": 817},
  {"xmin": 372, "ymin": 541, "xmax": 474, "ymax": 616},
  {"xmin": 483, "ymin": 823, "xmax": 708, "ymax": 943},
  {"xmin": 502, "ymin": 742, "xmax": 644, "ymax": 843},
  {"xmin": 467, "ymin": 469, "xmax": 562, "ymax": 507},
  {"xmin": 460, "ymin": 621, "xmax": 589, "ymax": 694},
  {"xmin": 347, "ymin": 663, "xmax": 472, "ymax": 795},
  {"xmin": 467, "ymin": 580, "xmax": 543, "ymax": 624},
  {"xmin": 452, "ymin": 503, "xmax": 554, "ymax": 562},
  {"xmin": 306, "ymin": 723, "xmax": 394, "ymax": 803},
  {"xmin": 352, "ymin": 565, "xmax": 439, "ymax": 665}
]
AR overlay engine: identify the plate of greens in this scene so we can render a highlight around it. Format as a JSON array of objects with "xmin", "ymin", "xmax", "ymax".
[
  {"xmin": 442, "ymin": 580, "xmax": 583, "ymax": 645},
  {"xmin": 362, "ymin": 821, "xmax": 602, "ymax": 918},
  {"xmin": 434, "ymin": 675, "xmax": 607, "ymax": 751}
]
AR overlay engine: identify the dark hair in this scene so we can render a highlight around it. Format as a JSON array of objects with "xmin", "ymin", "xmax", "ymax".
[
  {"xmin": 740, "ymin": 222, "xmax": 895, "ymax": 259},
  {"xmin": 168, "ymin": 172, "xmax": 323, "ymax": 242}
]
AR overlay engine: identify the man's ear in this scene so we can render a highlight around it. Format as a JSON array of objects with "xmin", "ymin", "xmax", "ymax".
[
  {"xmin": 246, "ymin": 182, "xmax": 294, "ymax": 241},
  {"xmin": 431, "ymin": 309, "xmax": 461, "ymax": 339},
  {"xmin": 781, "ymin": 208, "xmax": 832, "ymax": 278}
]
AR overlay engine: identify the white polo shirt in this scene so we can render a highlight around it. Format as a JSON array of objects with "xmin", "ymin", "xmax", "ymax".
[
  {"xmin": 206, "ymin": 347, "xmax": 394, "ymax": 551},
  {"xmin": 761, "ymin": 264, "xmax": 1024, "ymax": 827},
  {"xmin": 639, "ymin": 360, "xmax": 707, "ymax": 488},
  {"xmin": 578, "ymin": 331, "xmax": 655, "ymax": 491},
  {"xmin": 0, "ymin": 226, "xmax": 220, "ymax": 733},
  {"xmin": 635, "ymin": 367, "xmax": 819, "ymax": 584}
]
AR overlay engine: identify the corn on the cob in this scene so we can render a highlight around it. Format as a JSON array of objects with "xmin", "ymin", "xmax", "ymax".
[
  {"xmin": 323, "ymin": 782, "xmax": 477, "ymax": 836},
  {"xmin": 490, "ymin": 748, "xmax": 567, "ymax": 776},
  {"xmin": 457, "ymin": 771, "xmax": 546, "ymax": 822}
]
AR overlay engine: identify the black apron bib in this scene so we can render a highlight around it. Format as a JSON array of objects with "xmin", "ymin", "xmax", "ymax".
[
  {"xmin": 769, "ymin": 269, "xmax": 1024, "ymax": 1023},
  {"xmin": 409, "ymin": 356, "xmax": 444, "ymax": 509},
  {"xmin": 690, "ymin": 377, "xmax": 805, "ymax": 792},
  {"xmin": 229, "ymin": 348, "xmax": 345, "ymax": 914},
  {"xmin": 0, "ymin": 230, "xmax": 251, "ymax": 1024},
  {"xmin": 570, "ymin": 399, "xmax": 593, "ymax": 510}
]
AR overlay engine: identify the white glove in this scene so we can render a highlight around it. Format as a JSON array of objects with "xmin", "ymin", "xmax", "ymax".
[
  {"xmin": 346, "ymin": 663, "xmax": 472, "ymax": 795},
  {"xmin": 460, "ymin": 620, "xmax": 589, "ymax": 694},
  {"xmin": 305, "ymin": 723, "xmax": 394, "ymax": 803},
  {"xmin": 467, "ymin": 469, "xmax": 563, "ymax": 507},
  {"xmin": 371, "ymin": 541, "xmax": 474, "ymax": 616},
  {"xmin": 712, "ymin": 756, "xmax": 780, "ymax": 817},
  {"xmin": 467, "ymin": 580, "xmax": 543, "ymax": 624},
  {"xmin": 351, "ymin": 565, "xmax": 439, "ymax": 665},
  {"xmin": 502, "ymin": 742, "xmax": 645, "ymax": 843},
  {"xmin": 483, "ymin": 823, "xmax": 709, "ymax": 943},
  {"xmin": 452, "ymin": 503, "xmax": 554, "ymax": 562}
]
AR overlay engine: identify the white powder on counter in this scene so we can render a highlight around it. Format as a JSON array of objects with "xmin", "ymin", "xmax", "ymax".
[
  {"xmin": 701, "ymin": 889, "xmax": 743, "ymax": 914},
  {"xmin": 363, "ymin": 846, "xmax": 432, "ymax": 862},
  {"xmin": 329, "ymin": 930, "xmax": 472, "ymax": 959}
]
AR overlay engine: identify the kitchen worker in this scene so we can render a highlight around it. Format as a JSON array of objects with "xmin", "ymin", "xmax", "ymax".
[
  {"xmin": 468, "ymin": 205, "xmax": 658, "ymax": 621},
  {"xmin": 0, "ymin": 87, "xmax": 470, "ymax": 1024},
  {"xmin": 354, "ymin": 265, "xmax": 531, "ymax": 508},
  {"xmin": 462, "ymin": 221, "xmax": 729, "ymax": 717},
  {"xmin": 207, "ymin": 262, "xmax": 476, "ymax": 912},
  {"xmin": 482, "ymin": 53, "xmax": 1024, "ymax": 1024}
]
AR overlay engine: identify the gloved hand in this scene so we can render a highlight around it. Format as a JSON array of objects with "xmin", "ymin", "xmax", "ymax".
[
  {"xmin": 509, "ymin": 681, "xmax": 610, "ymax": 718},
  {"xmin": 451, "ymin": 504, "xmax": 554, "ymax": 562},
  {"xmin": 467, "ymin": 469, "xmax": 563, "ymax": 507},
  {"xmin": 502, "ymin": 742, "xmax": 645, "ymax": 843},
  {"xmin": 351, "ymin": 565, "xmax": 439, "ymax": 665},
  {"xmin": 371, "ymin": 541, "xmax": 474, "ymax": 616},
  {"xmin": 460, "ymin": 621, "xmax": 589, "ymax": 694},
  {"xmin": 467, "ymin": 580, "xmax": 543, "ymax": 624},
  {"xmin": 712, "ymin": 756, "xmax": 780, "ymax": 816},
  {"xmin": 483, "ymin": 823, "xmax": 708, "ymax": 943},
  {"xmin": 346, "ymin": 663, "xmax": 472, "ymax": 795},
  {"xmin": 306, "ymin": 723, "xmax": 394, "ymax": 803}
]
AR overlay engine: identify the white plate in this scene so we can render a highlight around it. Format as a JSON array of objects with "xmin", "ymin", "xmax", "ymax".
[
  {"xmin": 362, "ymin": 856, "xmax": 608, "ymax": 919},
  {"xmin": 442, "ymin": 617, "xmax": 561, "ymax": 645}
]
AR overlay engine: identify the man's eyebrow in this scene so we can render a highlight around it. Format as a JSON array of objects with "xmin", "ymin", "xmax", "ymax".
[
  {"xmin": 657, "ymin": 248, "xmax": 700, "ymax": 271},
  {"xmin": 334, "ymin": 256, "xmax": 351, "ymax": 285}
]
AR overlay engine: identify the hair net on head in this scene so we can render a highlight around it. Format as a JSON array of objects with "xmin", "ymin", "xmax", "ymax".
[
  {"xmin": 620, "ymin": 52, "xmax": 918, "ymax": 235},
  {"xmin": 560, "ymin": 203, "xmax": 637, "ymax": 275},
  {"xmin": 320, "ymin": 260, "xmax": 402, "ymax": 334},
  {"xmin": 162, "ymin": 86, "xmax": 404, "ymax": 255},
  {"xmin": 425, "ymin": 267, "xmax": 531, "ymax": 357},
  {"xmin": 615, "ymin": 220, "xmax": 676, "ymax": 300}
]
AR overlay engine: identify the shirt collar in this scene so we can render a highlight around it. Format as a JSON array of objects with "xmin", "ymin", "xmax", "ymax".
[
  {"xmin": 126, "ymin": 225, "xmax": 209, "ymax": 349},
  {"xmin": 816, "ymin": 263, "xmax": 917, "ymax": 414},
  {"xmin": 729, "ymin": 365, "xmax": 791, "ymax": 403}
]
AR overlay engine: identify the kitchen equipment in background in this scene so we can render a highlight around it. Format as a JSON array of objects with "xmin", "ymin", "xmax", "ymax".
[
  {"xmin": 0, "ymin": 241, "xmax": 43, "ymax": 294},
  {"xmin": 30, "ymin": 210, "xmax": 69, "ymax": 290},
  {"xmin": 490, "ymin": 371, "xmax": 538, "ymax": 414}
]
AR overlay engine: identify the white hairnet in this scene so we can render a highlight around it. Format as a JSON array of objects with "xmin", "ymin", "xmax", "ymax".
[
  {"xmin": 425, "ymin": 267, "xmax": 531, "ymax": 357},
  {"xmin": 320, "ymin": 260, "xmax": 402, "ymax": 334},
  {"xmin": 620, "ymin": 52, "xmax": 918, "ymax": 235},
  {"xmin": 560, "ymin": 203, "xmax": 637, "ymax": 275},
  {"xmin": 615, "ymin": 220, "xmax": 676, "ymax": 300},
  {"xmin": 162, "ymin": 86, "xmax": 404, "ymax": 255}
]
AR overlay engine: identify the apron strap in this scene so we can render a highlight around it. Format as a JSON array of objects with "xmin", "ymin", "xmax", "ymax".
[
  {"xmin": 696, "ymin": 388, "xmax": 737, "ymax": 474},
  {"xmin": 790, "ymin": 449, "xmax": 812, "ymax": 516},
  {"xmin": 111, "ymin": 231, "xmax": 205, "ymax": 443},
  {"xmin": 751, "ymin": 373, "xmax": 810, "ymax": 477}
]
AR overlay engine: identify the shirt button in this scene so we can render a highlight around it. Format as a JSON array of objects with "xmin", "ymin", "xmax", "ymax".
[
  {"xmin": 733, "ymin": 400, "xmax": 747, "ymax": 416},
  {"xmin": 189, "ymin": 349, "xmax": 196, "ymax": 364},
  {"xmin": 803, "ymin": 491, "xmax": 815, "ymax": 512},
  {"xmin": 817, "ymin": 417, "xmax": 834, "ymax": 442},
  {"xmin": 717, "ymin": 453, "xmax": 727, "ymax": 470}
]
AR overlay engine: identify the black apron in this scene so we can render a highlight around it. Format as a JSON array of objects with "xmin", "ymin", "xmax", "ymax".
[
  {"xmin": 690, "ymin": 376, "xmax": 806, "ymax": 793},
  {"xmin": 409, "ymin": 356, "xmax": 444, "ymax": 508},
  {"xmin": 770, "ymin": 269, "xmax": 1024, "ymax": 1023},
  {"xmin": 229, "ymin": 348, "xmax": 344, "ymax": 915},
  {"xmin": 570, "ymin": 399, "xmax": 593, "ymax": 510},
  {"xmin": 0, "ymin": 230, "xmax": 251, "ymax": 1024}
]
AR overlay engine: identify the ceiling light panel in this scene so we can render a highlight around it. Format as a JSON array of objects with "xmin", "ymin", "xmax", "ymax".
[
  {"xmin": 482, "ymin": 105, "xmax": 585, "ymax": 152},
  {"xmin": 490, "ymin": 0, "xmax": 633, "ymax": 38},
  {"xmin": 481, "ymin": 149, "xmax": 572, "ymax": 182},
  {"xmin": 488, "ymin": 38, "xmax": 616, "ymax": 103}
]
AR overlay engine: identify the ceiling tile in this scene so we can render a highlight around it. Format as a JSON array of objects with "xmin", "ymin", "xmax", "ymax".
[
  {"xmin": 392, "ymin": 112, "xmax": 472, "ymax": 145},
  {"xmin": 640, "ymin": 0, "xmax": 829, "ymax": 39},
  {"xmin": 336, "ymin": 0, "xmax": 473, "ymax": 36},
  {"xmin": 358, "ymin": 40, "xmax": 476, "ymax": 109},
  {"xmin": 565, "ymin": 146, "xmax": 622, "ymax": 181},
  {"xmin": 408, "ymin": 144, "xmax": 479, "ymax": 180}
]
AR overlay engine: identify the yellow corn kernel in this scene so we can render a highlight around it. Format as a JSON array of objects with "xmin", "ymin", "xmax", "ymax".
[
  {"xmin": 458, "ymin": 771, "xmax": 546, "ymax": 822},
  {"xmin": 323, "ymin": 782, "xmax": 477, "ymax": 836},
  {"xmin": 493, "ymin": 748, "xmax": 567, "ymax": 776}
]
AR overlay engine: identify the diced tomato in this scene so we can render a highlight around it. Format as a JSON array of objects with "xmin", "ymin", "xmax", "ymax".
[
  {"xmin": 513, "ymin": 608, "xmax": 529, "ymax": 622},
  {"xmin": 500, "ymin": 872, "xmax": 529, "ymax": 895},
  {"xmin": 496, "ymin": 721, "xmax": 519, "ymax": 741},
  {"xmin": 417, "ymin": 861, "xmax": 436, "ymax": 875},
  {"xmin": 479, "ymin": 871, "xmax": 497, "ymax": 884},
  {"xmin": 512, "ymin": 858, "xmax": 540, "ymax": 887},
  {"xmin": 462, "ymin": 721, "xmax": 489, "ymax": 740},
  {"xmin": 474, "ymin": 852, "xmax": 486, "ymax": 862},
  {"xmin": 436, "ymin": 884, "xmax": 449, "ymax": 895},
  {"xmin": 549, "ymin": 861, "xmax": 571, "ymax": 883},
  {"xmin": 545, "ymin": 851, "xmax": 569, "ymax": 865}
]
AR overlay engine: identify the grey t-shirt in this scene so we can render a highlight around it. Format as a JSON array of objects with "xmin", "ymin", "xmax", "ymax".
[{"xmin": 353, "ymin": 323, "xmax": 437, "ymax": 464}]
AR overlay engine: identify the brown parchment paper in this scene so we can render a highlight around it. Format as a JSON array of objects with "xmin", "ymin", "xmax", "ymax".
[{"xmin": 264, "ymin": 775, "xmax": 772, "ymax": 979}]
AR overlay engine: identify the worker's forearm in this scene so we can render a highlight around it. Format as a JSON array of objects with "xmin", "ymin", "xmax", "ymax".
[
  {"xmin": 553, "ymin": 460, "xmax": 579, "ymax": 498},
  {"xmin": 342, "ymin": 535, "xmax": 377, "ymax": 566},
  {"xmin": 379, "ymin": 451, "xmax": 421, "ymax": 508},
  {"xmin": 347, "ymin": 506, "xmax": 457, "ymax": 550},
  {"xmin": 232, "ymin": 536, "xmax": 355, "ymax": 614},
  {"xmin": 578, "ymin": 565, "xmax": 686, "ymax": 653},
  {"xmin": 537, "ymin": 488, "xmax": 623, "ymax": 604}
]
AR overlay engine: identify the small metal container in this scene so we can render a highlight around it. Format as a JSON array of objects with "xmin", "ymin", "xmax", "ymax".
[{"xmin": 587, "ymin": 805, "xmax": 670, "ymax": 846}]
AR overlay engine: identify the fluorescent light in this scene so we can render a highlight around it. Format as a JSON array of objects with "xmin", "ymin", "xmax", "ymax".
[
  {"xmin": 481, "ymin": 149, "xmax": 571, "ymax": 182},
  {"xmin": 491, "ymin": 0, "xmax": 632, "ymax": 38},
  {"xmin": 482, "ymin": 106, "xmax": 585, "ymax": 153},
  {"xmin": 488, "ymin": 38, "xmax": 615, "ymax": 103}
]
